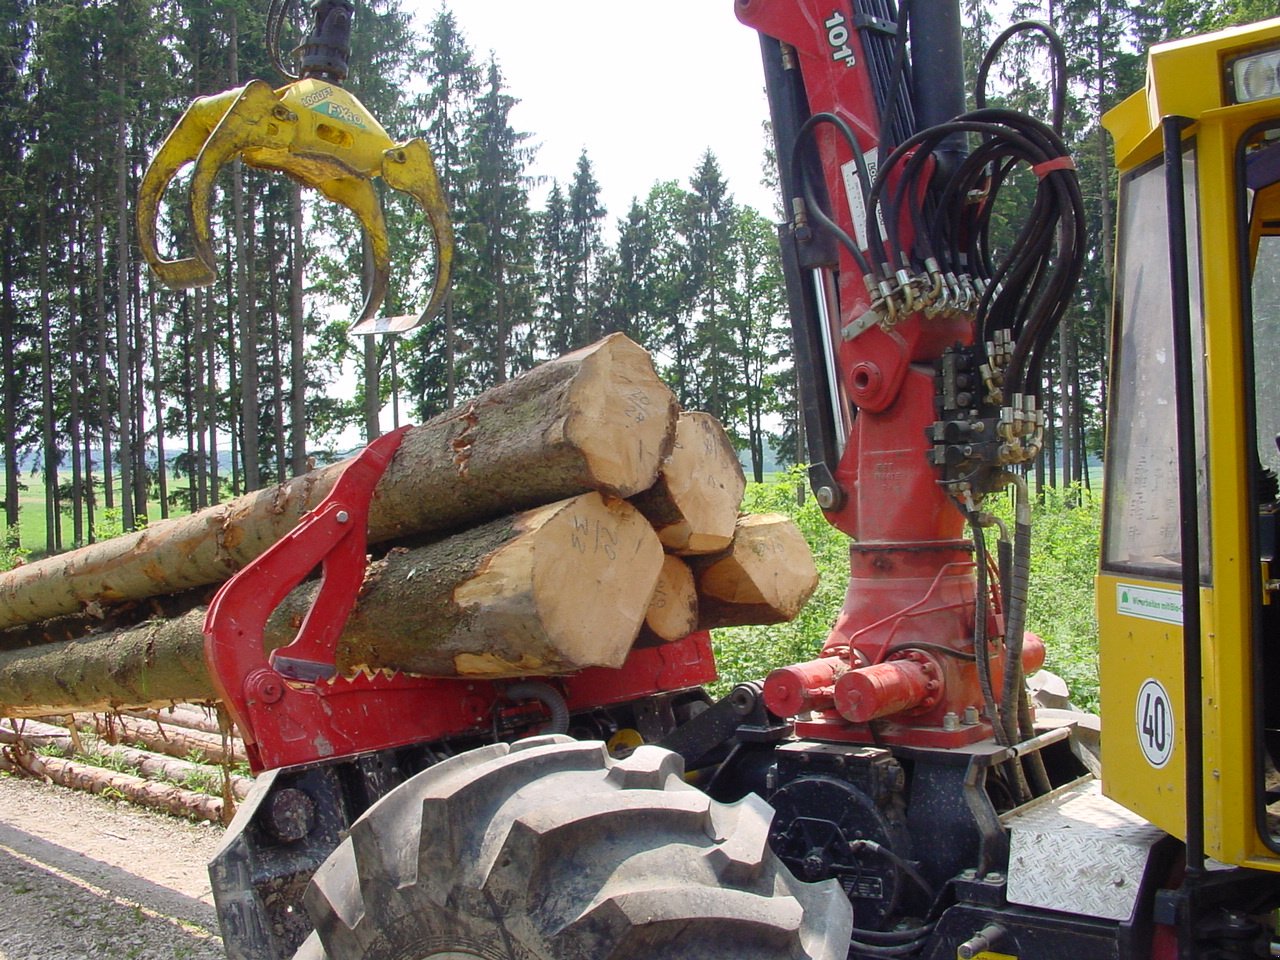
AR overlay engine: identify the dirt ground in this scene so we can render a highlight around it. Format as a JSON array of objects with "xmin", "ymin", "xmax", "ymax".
[{"xmin": 0, "ymin": 772, "xmax": 227, "ymax": 960}]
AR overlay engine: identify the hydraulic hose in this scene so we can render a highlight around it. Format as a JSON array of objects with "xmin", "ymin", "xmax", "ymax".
[{"xmin": 505, "ymin": 681, "xmax": 570, "ymax": 736}]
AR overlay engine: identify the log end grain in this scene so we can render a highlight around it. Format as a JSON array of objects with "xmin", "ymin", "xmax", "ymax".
[
  {"xmin": 631, "ymin": 411, "xmax": 745, "ymax": 555},
  {"xmin": 643, "ymin": 555, "xmax": 699, "ymax": 642},
  {"xmin": 694, "ymin": 513, "xmax": 818, "ymax": 629},
  {"xmin": 562, "ymin": 334, "xmax": 680, "ymax": 498},
  {"xmin": 449, "ymin": 492, "xmax": 665, "ymax": 676}
]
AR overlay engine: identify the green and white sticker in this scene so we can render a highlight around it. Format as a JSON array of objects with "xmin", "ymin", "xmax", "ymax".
[{"xmin": 1116, "ymin": 583, "xmax": 1183, "ymax": 625}]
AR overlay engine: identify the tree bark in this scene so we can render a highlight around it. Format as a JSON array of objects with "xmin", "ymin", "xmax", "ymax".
[
  {"xmin": 0, "ymin": 491, "xmax": 664, "ymax": 715},
  {"xmin": 0, "ymin": 335, "xmax": 677, "ymax": 629},
  {"xmin": 116, "ymin": 68, "xmax": 135, "ymax": 532},
  {"xmin": 124, "ymin": 703, "xmax": 231, "ymax": 738},
  {"xmin": 289, "ymin": 182, "xmax": 308, "ymax": 476},
  {"xmin": 1, "ymin": 222, "xmax": 19, "ymax": 539},
  {"xmin": 629, "ymin": 411, "xmax": 745, "ymax": 554},
  {"xmin": 74, "ymin": 711, "xmax": 244, "ymax": 765},
  {"xmin": 692, "ymin": 513, "xmax": 818, "ymax": 629},
  {"xmin": 38, "ymin": 203, "xmax": 60, "ymax": 554}
]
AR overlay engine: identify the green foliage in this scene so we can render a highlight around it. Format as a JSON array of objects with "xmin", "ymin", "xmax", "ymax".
[
  {"xmin": 711, "ymin": 474, "xmax": 1103, "ymax": 711},
  {"xmin": 1022, "ymin": 487, "xmax": 1102, "ymax": 710},
  {"xmin": 179, "ymin": 767, "xmax": 223, "ymax": 797},
  {"xmin": 0, "ymin": 526, "xmax": 27, "ymax": 572}
]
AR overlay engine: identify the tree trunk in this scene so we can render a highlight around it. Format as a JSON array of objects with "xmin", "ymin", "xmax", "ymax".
[
  {"xmin": 150, "ymin": 283, "xmax": 169, "ymax": 519},
  {"xmin": 116, "ymin": 69, "xmax": 135, "ymax": 531},
  {"xmin": 208, "ymin": 282, "xmax": 220, "ymax": 505},
  {"xmin": 95, "ymin": 192, "xmax": 113, "ymax": 516},
  {"xmin": 225, "ymin": 233, "xmax": 240, "ymax": 497},
  {"xmin": 131, "ymin": 218, "xmax": 148, "ymax": 522},
  {"xmin": 195, "ymin": 289, "xmax": 209, "ymax": 508},
  {"xmin": 230, "ymin": 13, "xmax": 259, "ymax": 492},
  {"xmin": 38, "ymin": 204, "xmax": 60, "ymax": 554},
  {"xmin": 289, "ymin": 182, "xmax": 308, "ymax": 476},
  {"xmin": 2, "ymin": 222, "xmax": 20, "ymax": 539},
  {"xmin": 0, "ymin": 334, "xmax": 677, "ymax": 629},
  {"xmin": 69, "ymin": 217, "xmax": 85, "ymax": 546},
  {"xmin": 362, "ymin": 234, "xmax": 381, "ymax": 441},
  {"xmin": 0, "ymin": 492, "xmax": 664, "ymax": 715}
]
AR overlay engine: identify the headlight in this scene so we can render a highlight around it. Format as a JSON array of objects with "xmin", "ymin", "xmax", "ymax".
[{"xmin": 1230, "ymin": 46, "xmax": 1280, "ymax": 104}]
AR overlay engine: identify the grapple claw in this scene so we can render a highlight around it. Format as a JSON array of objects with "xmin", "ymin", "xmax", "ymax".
[
  {"xmin": 139, "ymin": 67, "xmax": 453, "ymax": 335},
  {"xmin": 136, "ymin": 87, "xmax": 245, "ymax": 289},
  {"xmin": 312, "ymin": 175, "xmax": 391, "ymax": 330},
  {"xmin": 349, "ymin": 138, "xmax": 455, "ymax": 335},
  {"xmin": 188, "ymin": 81, "xmax": 295, "ymax": 275}
]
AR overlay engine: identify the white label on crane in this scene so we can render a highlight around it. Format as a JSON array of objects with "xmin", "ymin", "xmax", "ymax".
[
  {"xmin": 1116, "ymin": 583, "xmax": 1183, "ymax": 625},
  {"xmin": 841, "ymin": 149, "xmax": 883, "ymax": 255},
  {"xmin": 1135, "ymin": 677, "xmax": 1175, "ymax": 769}
]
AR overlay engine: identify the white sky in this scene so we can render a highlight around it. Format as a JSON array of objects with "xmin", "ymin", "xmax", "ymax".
[{"xmin": 440, "ymin": 2, "xmax": 781, "ymax": 222}]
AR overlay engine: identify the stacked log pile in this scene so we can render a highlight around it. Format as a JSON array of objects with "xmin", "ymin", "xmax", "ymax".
[
  {"xmin": 0, "ymin": 706, "xmax": 249, "ymax": 823},
  {"xmin": 0, "ymin": 336, "xmax": 819, "ymax": 814}
]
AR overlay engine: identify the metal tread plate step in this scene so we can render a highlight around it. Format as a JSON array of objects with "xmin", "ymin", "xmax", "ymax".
[{"xmin": 1002, "ymin": 777, "xmax": 1166, "ymax": 922}]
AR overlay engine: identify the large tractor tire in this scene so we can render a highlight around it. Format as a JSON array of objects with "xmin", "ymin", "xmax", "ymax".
[{"xmin": 297, "ymin": 735, "xmax": 852, "ymax": 960}]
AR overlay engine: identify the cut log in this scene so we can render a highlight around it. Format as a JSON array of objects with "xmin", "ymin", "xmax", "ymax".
[
  {"xmin": 328, "ymin": 491, "xmax": 664, "ymax": 677},
  {"xmin": 0, "ymin": 750, "xmax": 226, "ymax": 822},
  {"xmin": 125, "ymin": 704, "xmax": 230, "ymax": 738},
  {"xmin": 72, "ymin": 713, "xmax": 245, "ymax": 765},
  {"xmin": 0, "ymin": 607, "xmax": 217, "ymax": 717},
  {"xmin": 0, "ymin": 585, "xmax": 216, "ymax": 653},
  {"xmin": 640, "ymin": 555, "xmax": 699, "ymax": 643},
  {"xmin": 629, "ymin": 411, "xmax": 745, "ymax": 555},
  {"xmin": 0, "ymin": 334, "xmax": 677, "ymax": 631},
  {"xmin": 0, "ymin": 493, "xmax": 664, "ymax": 716},
  {"xmin": 692, "ymin": 513, "xmax": 819, "ymax": 629},
  {"xmin": 0, "ymin": 717, "xmax": 252, "ymax": 799}
]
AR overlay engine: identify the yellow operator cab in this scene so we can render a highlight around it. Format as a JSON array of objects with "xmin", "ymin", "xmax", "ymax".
[{"xmin": 1100, "ymin": 16, "xmax": 1280, "ymax": 871}]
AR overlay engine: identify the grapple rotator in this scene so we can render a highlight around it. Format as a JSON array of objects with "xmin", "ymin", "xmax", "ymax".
[{"xmin": 137, "ymin": 0, "xmax": 453, "ymax": 335}]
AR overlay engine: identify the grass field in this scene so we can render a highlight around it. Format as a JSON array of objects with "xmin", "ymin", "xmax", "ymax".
[{"xmin": 3, "ymin": 476, "xmax": 191, "ymax": 562}]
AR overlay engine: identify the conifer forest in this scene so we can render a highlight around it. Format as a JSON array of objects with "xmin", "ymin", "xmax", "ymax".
[{"xmin": 0, "ymin": 0, "xmax": 1274, "ymax": 558}]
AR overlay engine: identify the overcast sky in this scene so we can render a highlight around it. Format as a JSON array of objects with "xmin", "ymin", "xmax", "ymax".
[{"xmin": 441, "ymin": 2, "xmax": 781, "ymax": 223}]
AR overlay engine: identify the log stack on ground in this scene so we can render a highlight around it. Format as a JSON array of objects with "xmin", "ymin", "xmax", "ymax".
[{"xmin": 0, "ymin": 335, "xmax": 819, "ymax": 724}]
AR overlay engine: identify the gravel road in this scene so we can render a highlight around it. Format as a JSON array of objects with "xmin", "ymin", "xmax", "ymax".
[{"xmin": 0, "ymin": 772, "xmax": 227, "ymax": 960}]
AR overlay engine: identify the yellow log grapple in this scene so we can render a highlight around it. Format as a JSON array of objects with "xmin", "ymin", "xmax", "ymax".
[{"xmin": 136, "ymin": 0, "xmax": 452, "ymax": 335}]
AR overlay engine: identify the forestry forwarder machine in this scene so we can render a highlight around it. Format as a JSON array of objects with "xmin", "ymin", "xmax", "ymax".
[{"xmin": 134, "ymin": 2, "xmax": 1280, "ymax": 959}]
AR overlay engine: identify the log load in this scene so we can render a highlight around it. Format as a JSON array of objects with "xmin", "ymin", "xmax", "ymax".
[
  {"xmin": 0, "ymin": 493, "xmax": 664, "ymax": 717},
  {"xmin": 0, "ymin": 334, "xmax": 678, "ymax": 631},
  {"xmin": 630, "ymin": 411, "xmax": 746, "ymax": 555},
  {"xmin": 0, "ymin": 337, "xmax": 820, "ymax": 730},
  {"xmin": 0, "ymin": 749, "xmax": 227, "ymax": 823},
  {"xmin": 0, "ymin": 717, "xmax": 253, "ymax": 800}
]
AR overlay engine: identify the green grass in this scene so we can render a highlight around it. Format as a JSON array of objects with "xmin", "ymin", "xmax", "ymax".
[{"xmin": 3, "ymin": 475, "xmax": 195, "ymax": 562}]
